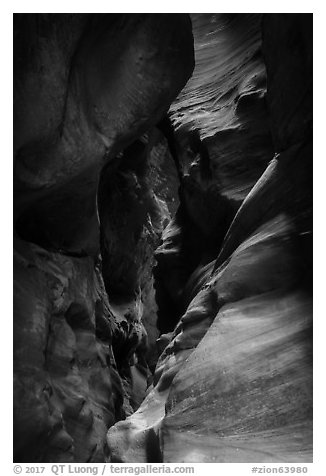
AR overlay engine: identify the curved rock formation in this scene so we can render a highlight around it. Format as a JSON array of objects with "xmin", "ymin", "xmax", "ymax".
[
  {"xmin": 107, "ymin": 13, "xmax": 312, "ymax": 463},
  {"xmin": 14, "ymin": 13, "xmax": 193, "ymax": 255},
  {"xmin": 14, "ymin": 13, "xmax": 194, "ymax": 462},
  {"xmin": 14, "ymin": 13, "xmax": 312, "ymax": 464}
]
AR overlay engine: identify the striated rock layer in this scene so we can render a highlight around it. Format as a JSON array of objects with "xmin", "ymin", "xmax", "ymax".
[
  {"xmin": 14, "ymin": 12, "xmax": 312, "ymax": 464},
  {"xmin": 107, "ymin": 13, "xmax": 312, "ymax": 463}
]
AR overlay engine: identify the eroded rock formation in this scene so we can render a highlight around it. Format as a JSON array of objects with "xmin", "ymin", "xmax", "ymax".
[
  {"xmin": 14, "ymin": 13, "xmax": 312, "ymax": 464},
  {"xmin": 14, "ymin": 13, "xmax": 194, "ymax": 462},
  {"xmin": 107, "ymin": 14, "xmax": 312, "ymax": 463}
]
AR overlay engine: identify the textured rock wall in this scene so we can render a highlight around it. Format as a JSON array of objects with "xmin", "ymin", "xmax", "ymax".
[
  {"xmin": 14, "ymin": 14, "xmax": 193, "ymax": 255},
  {"xmin": 14, "ymin": 238, "xmax": 120, "ymax": 462},
  {"xmin": 14, "ymin": 12, "xmax": 312, "ymax": 464},
  {"xmin": 13, "ymin": 13, "xmax": 194, "ymax": 462},
  {"xmin": 154, "ymin": 14, "xmax": 274, "ymax": 335},
  {"xmin": 98, "ymin": 133, "xmax": 179, "ymax": 413},
  {"xmin": 107, "ymin": 13, "xmax": 312, "ymax": 463}
]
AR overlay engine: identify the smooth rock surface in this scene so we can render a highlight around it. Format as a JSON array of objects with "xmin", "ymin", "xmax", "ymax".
[{"xmin": 107, "ymin": 13, "xmax": 312, "ymax": 463}]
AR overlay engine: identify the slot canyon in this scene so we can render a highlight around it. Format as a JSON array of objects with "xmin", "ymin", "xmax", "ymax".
[{"xmin": 13, "ymin": 13, "xmax": 312, "ymax": 463}]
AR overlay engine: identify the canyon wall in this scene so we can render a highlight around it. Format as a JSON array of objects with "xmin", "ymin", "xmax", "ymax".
[
  {"xmin": 13, "ymin": 13, "xmax": 194, "ymax": 462},
  {"xmin": 107, "ymin": 14, "xmax": 312, "ymax": 463},
  {"xmin": 14, "ymin": 13, "xmax": 312, "ymax": 463}
]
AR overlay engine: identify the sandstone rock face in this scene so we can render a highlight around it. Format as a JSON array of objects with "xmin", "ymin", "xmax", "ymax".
[
  {"xmin": 14, "ymin": 13, "xmax": 312, "ymax": 464},
  {"xmin": 14, "ymin": 238, "xmax": 119, "ymax": 462},
  {"xmin": 153, "ymin": 14, "xmax": 274, "ymax": 336},
  {"xmin": 97, "ymin": 134, "xmax": 179, "ymax": 413},
  {"xmin": 107, "ymin": 14, "xmax": 312, "ymax": 463},
  {"xmin": 171, "ymin": 14, "xmax": 274, "ymax": 202},
  {"xmin": 14, "ymin": 13, "xmax": 194, "ymax": 462},
  {"xmin": 14, "ymin": 13, "xmax": 194, "ymax": 255}
]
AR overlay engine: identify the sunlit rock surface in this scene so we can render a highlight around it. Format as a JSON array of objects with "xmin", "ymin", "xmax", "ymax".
[
  {"xmin": 171, "ymin": 13, "xmax": 274, "ymax": 202},
  {"xmin": 107, "ymin": 13, "xmax": 312, "ymax": 463}
]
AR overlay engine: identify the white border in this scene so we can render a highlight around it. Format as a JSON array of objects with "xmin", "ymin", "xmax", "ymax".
[{"xmin": 2, "ymin": 2, "xmax": 323, "ymax": 471}]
